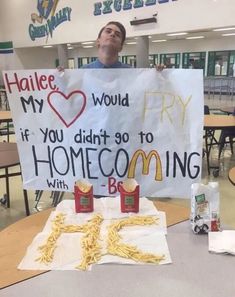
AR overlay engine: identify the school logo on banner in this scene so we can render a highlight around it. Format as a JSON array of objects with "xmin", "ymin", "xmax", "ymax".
[
  {"xmin": 29, "ymin": 0, "xmax": 72, "ymax": 41},
  {"xmin": 37, "ymin": 0, "xmax": 55, "ymax": 20}
]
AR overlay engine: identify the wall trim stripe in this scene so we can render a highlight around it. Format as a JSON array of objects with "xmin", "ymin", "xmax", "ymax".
[
  {"xmin": 0, "ymin": 49, "xmax": 14, "ymax": 54},
  {"xmin": 0, "ymin": 41, "xmax": 14, "ymax": 54},
  {"xmin": 0, "ymin": 41, "xmax": 13, "ymax": 49}
]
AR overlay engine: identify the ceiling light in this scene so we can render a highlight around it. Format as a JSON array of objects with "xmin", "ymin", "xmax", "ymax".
[
  {"xmin": 152, "ymin": 39, "xmax": 167, "ymax": 43},
  {"xmin": 43, "ymin": 45, "xmax": 53, "ymax": 48},
  {"xmin": 126, "ymin": 42, "xmax": 137, "ymax": 45},
  {"xmin": 213, "ymin": 27, "xmax": 235, "ymax": 31},
  {"xmin": 148, "ymin": 36, "xmax": 152, "ymax": 39},
  {"xmin": 186, "ymin": 36, "xmax": 205, "ymax": 40},
  {"xmin": 167, "ymin": 32, "xmax": 188, "ymax": 36},
  {"xmin": 82, "ymin": 45, "xmax": 93, "ymax": 48},
  {"xmin": 81, "ymin": 41, "xmax": 94, "ymax": 45},
  {"xmin": 68, "ymin": 46, "xmax": 74, "ymax": 50},
  {"xmin": 222, "ymin": 33, "xmax": 235, "ymax": 36}
]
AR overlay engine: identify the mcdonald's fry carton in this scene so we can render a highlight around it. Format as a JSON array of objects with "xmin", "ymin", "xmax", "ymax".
[
  {"xmin": 74, "ymin": 179, "xmax": 93, "ymax": 212},
  {"xmin": 119, "ymin": 179, "xmax": 139, "ymax": 213}
]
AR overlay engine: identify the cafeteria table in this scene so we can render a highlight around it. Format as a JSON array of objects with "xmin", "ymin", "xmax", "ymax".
[
  {"xmin": 219, "ymin": 106, "xmax": 235, "ymax": 115},
  {"xmin": 0, "ymin": 142, "xmax": 29, "ymax": 215},
  {"xmin": 0, "ymin": 110, "xmax": 12, "ymax": 122},
  {"xmin": 228, "ymin": 167, "xmax": 235, "ymax": 186},
  {"xmin": 0, "ymin": 200, "xmax": 234, "ymax": 297},
  {"xmin": 204, "ymin": 114, "xmax": 235, "ymax": 175}
]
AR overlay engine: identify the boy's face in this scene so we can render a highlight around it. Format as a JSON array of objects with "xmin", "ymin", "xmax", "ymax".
[{"xmin": 96, "ymin": 24, "xmax": 123, "ymax": 52}]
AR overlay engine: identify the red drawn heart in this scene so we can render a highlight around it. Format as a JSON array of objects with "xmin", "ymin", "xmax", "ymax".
[{"xmin": 47, "ymin": 90, "xmax": 86, "ymax": 127}]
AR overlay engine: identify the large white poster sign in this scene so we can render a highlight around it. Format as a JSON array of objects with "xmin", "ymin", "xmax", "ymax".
[{"xmin": 3, "ymin": 69, "xmax": 203, "ymax": 198}]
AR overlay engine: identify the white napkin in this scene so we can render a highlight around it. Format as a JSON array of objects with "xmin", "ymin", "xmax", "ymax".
[{"xmin": 208, "ymin": 230, "xmax": 235, "ymax": 255}]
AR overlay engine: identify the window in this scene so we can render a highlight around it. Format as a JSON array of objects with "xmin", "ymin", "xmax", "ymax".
[
  {"xmin": 228, "ymin": 51, "xmax": 235, "ymax": 77},
  {"xmin": 55, "ymin": 58, "xmax": 59, "ymax": 67},
  {"xmin": 55, "ymin": 58, "xmax": 76, "ymax": 69},
  {"xmin": 207, "ymin": 51, "xmax": 235, "ymax": 76},
  {"xmin": 149, "ymin": 54, "xmax": 159, "ymax": 67},
  {"xmin": 78, "ymin": 57, "xmax": 97, "ymax": 68},
  {"xmin": 68, "ymin": 58, "xmax": 75, "ymax": 69},
  {"xmin": 160, "ymin": 53, "xmax": 180, "ymax": 68},
  {"xmin": 122, "ymin": 55, "xmax": 136, "ymax": 67},
  {"xmin": 182, "ymin": 52, "xmax": 206, "ymax": 73}
]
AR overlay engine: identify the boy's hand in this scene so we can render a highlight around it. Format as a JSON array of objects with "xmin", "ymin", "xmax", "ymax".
[{"xmin": 155, "ymin": 64, "xmax": 166, "ymax": 71}]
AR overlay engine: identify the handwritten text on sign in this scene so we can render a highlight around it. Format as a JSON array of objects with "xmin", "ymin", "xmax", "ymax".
[{"xmin": 3, "ymin": 69, "xmax": 204, "ymax": 197}]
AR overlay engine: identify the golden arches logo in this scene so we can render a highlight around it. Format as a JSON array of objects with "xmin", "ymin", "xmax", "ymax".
[{"xmin": 128, "ymin": 150, "xmax": 162, "ymax": 181}]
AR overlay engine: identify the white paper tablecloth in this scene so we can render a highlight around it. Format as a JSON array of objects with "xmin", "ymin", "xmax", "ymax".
[{"xmin": 18, "ymin": 197, "xmax": 171, "ymax": 270}]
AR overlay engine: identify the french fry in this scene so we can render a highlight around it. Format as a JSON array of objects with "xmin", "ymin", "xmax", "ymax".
[{"xmin": 107, "ymin": 216, "xmax": 165, "ymax": 264}]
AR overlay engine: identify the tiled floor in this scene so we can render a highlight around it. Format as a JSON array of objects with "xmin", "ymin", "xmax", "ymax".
[{"xmin": 0, "ymin": 94, "xmax": 234, "ymax": 230}]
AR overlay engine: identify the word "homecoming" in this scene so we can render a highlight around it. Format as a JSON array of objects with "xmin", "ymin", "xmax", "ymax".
[
  {"xmin": 94, "ymin": 0, "xmax": 177, "ymax": 15},
  {"xmin": 32, "ymin": 145, "xmax": 200, "ymax": 182}
]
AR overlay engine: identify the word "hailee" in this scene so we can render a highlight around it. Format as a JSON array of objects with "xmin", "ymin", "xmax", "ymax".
[{"xmin": 4, "ymin": 72, "xmax": 57, "ymax": 94}]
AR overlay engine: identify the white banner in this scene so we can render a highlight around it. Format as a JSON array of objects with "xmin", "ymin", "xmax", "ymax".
[{"xmin": 3, "ymin": 69, "xmax": 203, "ymax": 197}]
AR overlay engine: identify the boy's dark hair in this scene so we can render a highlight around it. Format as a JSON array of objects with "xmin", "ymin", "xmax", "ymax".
[{"xmin": 98, "ymin": 21, "xmax": 126, "ymax": 45}]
